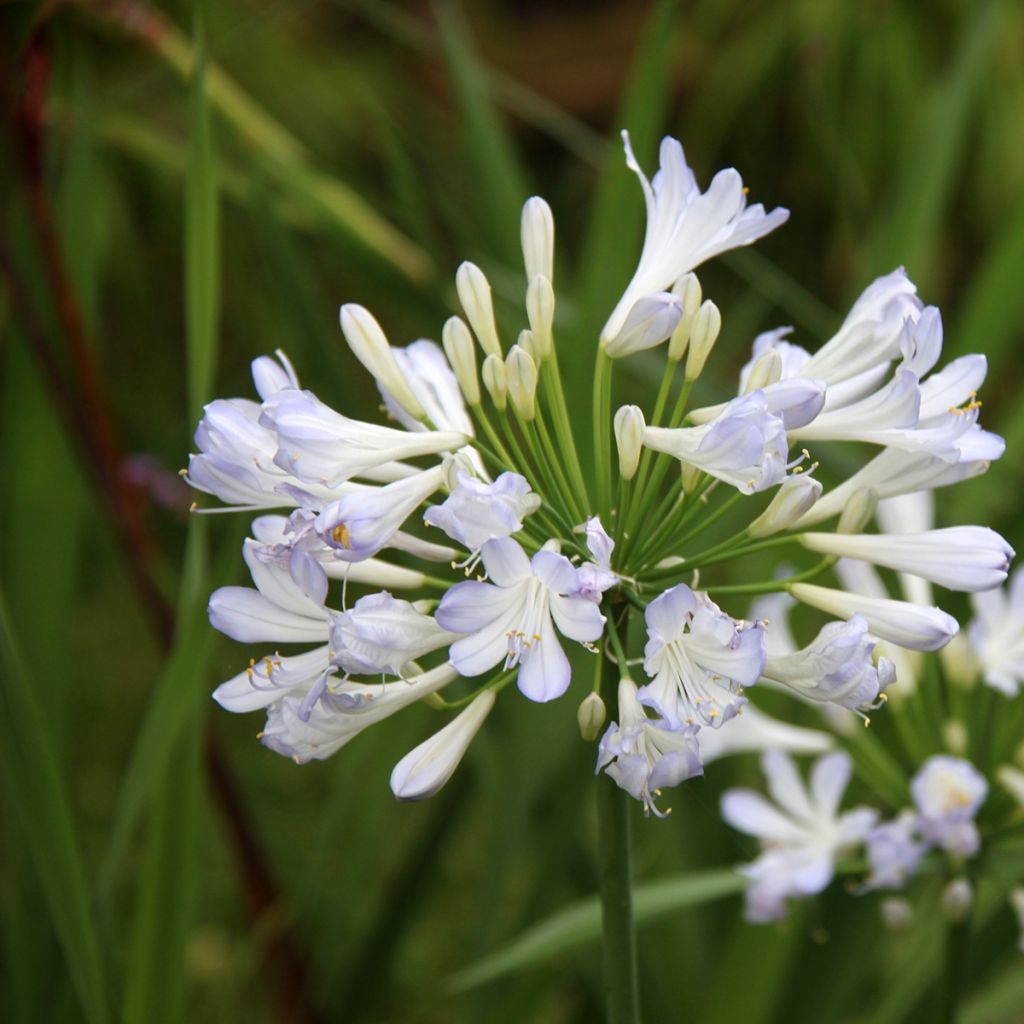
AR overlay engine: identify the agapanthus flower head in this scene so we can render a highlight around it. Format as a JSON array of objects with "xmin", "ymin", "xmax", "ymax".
[{"xmin": 187, "ymin": 127, "xmax": 1007, "ymax": 821}]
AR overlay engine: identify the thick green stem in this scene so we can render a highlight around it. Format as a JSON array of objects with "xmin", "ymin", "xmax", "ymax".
[{"xmin": 596, "ymin": 607, "xmax": 641, "ymax": 1024}]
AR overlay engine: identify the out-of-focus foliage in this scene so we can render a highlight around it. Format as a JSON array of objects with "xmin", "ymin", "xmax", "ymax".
[{"xmin": 1, "ymin": 0, "xmax": 1023, "ymax": 1021}]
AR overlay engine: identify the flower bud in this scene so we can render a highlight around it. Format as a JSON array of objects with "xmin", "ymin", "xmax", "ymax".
[
  {"xmin": 941, "ymin": 878, "xmax": 973, "ymax": 923},
  {"xmin": 604, "ymin": 293, "xmax": 682, "ymax": 358},
  {"xmin": 516, "ymin": 329, "xmax": 539, "ymax": 363},
  {"xmin": 748, "ymin": 474, "xmax": 823, "ymax": 538},
  {"xmin": 506, "ymin": 345, "xmax": 538, "ymax": 421},
  {"xmin": 614, "ymin": 405, "xmax": 645, "ymax": 480},
  {"xmin": 442, "ymin": 315, "xmax": 480, "ymax": 406},
  {"xmin": 997, "ymin": 764, "xmax": 1024, "ymax": 806},
  {"xmin": 681, "ymin": 462, "xmax": 702, "ymax": 494},
  {"xmin": 880, "ymin": 897, "xmax": 914, "ymax": 932},
  {"xmin": 577, "ymin": 691, "xmax": 607, "ymax": 741},
  {"xmin": 390, "ymin": 690, "xmax": 496, "ymax": 801},
  {"xmin": 521, "ymin": 196, "xmax": 554, "ymax": 283},
  {"xmin": 837, "ymin": 488, "xmax": 878, "ymax": 534},
  {"xmin": 456, "ymin": 261, "xmax": 502, "ymax": 358},
  {"xmin": 340, "ymin": 304, "xmax": 426, "ymax": 420},
  {"xmin": 526, "ymin": 275, "xmax": 554, "ymax": 359},
  {"xmin": 943, "ymin": 719, "xmax": 968, "ymax": 757},
  {"xmin": 684, "ymin": 300, "xmax": 722, "ymax": 380},
  {"xmin": 667, "ymin": 273, "xmax": 702, "ymax": 362},
  {"xmin": 743, "ymin": 347, "xmax": 784, "ymax": 394},
  {"xmin": 482, "ymin": 353, "xmax": 507, "ymax": 411}
]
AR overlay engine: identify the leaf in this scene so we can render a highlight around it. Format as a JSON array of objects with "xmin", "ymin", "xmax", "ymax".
[
  {"xmin": 0, "ymin": 588, "xmax": 109, "ymax": 1024},
  {"xmin": 447, "ymin": 868, "xmax": 744, "ymax": 992}
]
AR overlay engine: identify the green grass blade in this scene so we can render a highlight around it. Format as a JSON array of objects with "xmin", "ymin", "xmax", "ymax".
[
  {"xmin": 434, "ymin": 0, "xmax": 530, "ymax": 266},
  {"xmin": 447, "ymin": 868, "xmax": 744, "ymax": 992},
  {"xmin": 123, "ymin": 20, "xmax": 219, "ymax": 1020},
  {"xmin": 0, "ymin": 587, "xmax": 109, "ymax": 1024},
  {"xmin": 870, "ymin": 0, "xmax": 1001, "ymax": 284}
]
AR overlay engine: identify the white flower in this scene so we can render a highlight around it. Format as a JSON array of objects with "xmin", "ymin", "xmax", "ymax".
[
  {"xmin": 968, "ymin": 566, "xmax": 1024, "ymax": 695},
  {"xmin": 760, "ymin": 614, "xmax": 893, "ymax": 711},
  {"xmin": 721, "ymin": 750, "xmax": 878, "ymax": 922},
  {"xmin": 596, "ymin": 678, "xmax": 703, "ymax": 817},
  {"xmin": 638, "ymin": 584, "xmax": 766, "ymax": 729},
  {"xmin": 260, "ymin": 387, "xmax": 467, "ymax": 488},
  {"xmin": 436, "ymin": 538, "xmax": 605, "ymax": 702},
  {"xmin": 642, "ymin": 391, "xmax": 789, "ymax": 494},
  {"xmin": 863, "ymin": 811, "xmax": 928, "ymax": 891},
  {"xmin": 390, "ymin": 690, "xmax": 496, "ymax": 800},
  {"xmin": 800, "ymin": 527, "xmax": 1013, "ymax": 593},
  {"xmin": 602, "ymin": 292, "xmax": 683, "ymax": 358},
  {"xmin": 259, "ymin": 664, "xmax": 458, "ymax": 764},
  {"xmin": 601, "ymin": 132, "xmax": 788, "ymax": 345},
  {"xmin": 789, "ymin": 582, "xmax": 959, "ymax": 652},
  {"xmin": 747, "ymin": 473, "xmax": 823, "ymax": 538},
  {"xmin": 424, "ymin": 470, "xmax": 540, "ymax": 555},
  {"xmin": 314, "ymin": 464, "xmax": 448, "ymax": 562},
  {"xmin": 911, "ymin": 755, "xmax": 988, "ymax": 857},
  {"xmin": 572, "ymin": 516, "xmax": 619, "ymax": 603},
  {"xmin": 328, "ymin": 592, "xmax": 456, "ymax": 677}
]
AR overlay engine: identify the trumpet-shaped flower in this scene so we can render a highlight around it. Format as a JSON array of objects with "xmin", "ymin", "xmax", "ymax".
[
  {"xmin": 721, "ymin": 750, "xmax": 878, "ymax": 922},
  {"xmin": 862, "ymin": 812, "xmax": 928, "ymax": 891},
  {"xmin": 597, "ymin": 678, "xmax": 703, "ymax": 816},
  {"xmin": 643, "ymin": 391, "xmax": 789, "ymax": 494},
  {"xmin": 638, "ymin": 584, "xmax": 766, "ymax": 728},
  {"xmin": 911, "ymin": 755, "xmax": 988, "ymax": 857},
  {"xmin": 968, "ymin": 566, "xmax": 1024, "ymax": 695},
  {"xmin": 436, "ymin": 538, "xmax": 605, "ymax": 702},
  {"xmin": 424, "ymin": 470, "xmax": 540, "ymax": 554},
  {"xmin": 760, "ymin": 615, "xmax": 893, "ymax": 710},
  {"xmin": 573, "ymin": 516, "xmax": 619, "ymax": 603},
  {"xmin": 601, "ymin": 133, "xmax": 788, "ymax": 346}
]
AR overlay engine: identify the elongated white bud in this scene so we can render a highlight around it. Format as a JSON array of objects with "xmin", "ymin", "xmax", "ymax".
[
  {"xmin": 684, "ymin": 300, "xmax": 722, "ymax": 380},
  {"xmin": 743, "ymin": 347, "xmax": 783, "ymax": 394},
  {"xmin": 789, "ymin": 583, "xmax": 959, "ymax": 652},
  {"xmin": 681, "ymin": 462, "xmax": 702, "ymax": 494},
  {"xmin": 442, "ymin": 315, "xmax": 480, "ymax": 406},
  {"xmin": 340, "ymin": 304, "xmax": 426, "ymax": 420},
  {"xmin": 390, "ymin": 690, "xmax": 496, "ymax": 800},
  {"xmin": 603, "ymin": 293, "xmax": 682, "ymax": 358},
  {"xmin": 667, "ymin": 273, "xmax": 702, "ymax": 362},
  {"xmin": 482, "ymin": 352, "xmax": 507, "ymax": 411},
  {"xmin": 506, "ymin": 345, "xmax": 538, "ymax": 421},
  {"xmin": 526, "ymin": 275, "xmax": 554, "ymax": 359},
  {"xmin": 577, "ymin": 691, "xmax": 607, "ymax": 741},
  {"xmin": 521, "ymin": 196, "xmax": 554, "ymax": 283},
  {"xmin": 801, "ymin": 526, "xmax": 1013, "ymax": 593},
  {"xmin": 941, "ymin": 878, "xmax": 973, "ymax": 923},
  {"xmin": 516, "ymin": 329, "xmax": 539, "ymax": 363},
  {"xmin": 614, "ymin": 405, "xmax": 645, "ymax": 480},
  {"xmin": 748, "ymin": 474, "xmax": 823, "ymax": 538},
  {"xmin": 456, "ymin": 261, "xmax": 502, "ymax": 358},
  {"xmin": 837, "ymin": 488, "xmax": 878, "ymax": 534}
]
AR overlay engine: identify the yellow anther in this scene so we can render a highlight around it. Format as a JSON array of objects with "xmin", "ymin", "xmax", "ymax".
[
  {"xmin": 178, "ymin": 468, "xmax": 189, "ymax": 477},
  {"xmin": 332, "ymin": 523, "xmax": 352, "ymax": 548}
]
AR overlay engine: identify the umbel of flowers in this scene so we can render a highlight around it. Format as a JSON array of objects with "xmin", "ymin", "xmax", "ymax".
[{"xmin": 188, "ymin": 131, "xmax": 1012, "ymax": 827}]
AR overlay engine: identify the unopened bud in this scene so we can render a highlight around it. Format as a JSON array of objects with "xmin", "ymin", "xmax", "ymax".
[
  {"xmin": 943, "ymin": 719, "xmax": 968, "ymax": 756},
  {"xmin": 684, "ymin": 300, "xmax": 722, "ymax": 380},
  {"xmin": 526, "ymin": 275, "xmax": 554, "ymax": 359},
  {"xmin": 442, "ymin": 316, "xmax": 480, "ymax": 406},
  {"xmin": 516, "ymin": 329, "xmax": 539, "ymax": 363},
  {"xmin": 482, "ymin": 353, "xmax": 507, "ymax": 411},
  {"xmin": 837, "ymin": 488, "xmax": 878, "ymax": 534},
  {"xmin": 521, "ymin": 196, "xmax": 554, "ymax": 283},
  {"xmin": 456, "ymin": 261, "xmax": 502, "ymax": 358},
  {"xmin": 941, "ymin": 878, "xmax": 973, "ymax": 923},
  {"xmin": 340, "ymin": 304, "xmax": 426, "ymax": 420},
  {"xmin": 997, "ymin": 764, "xmax": 1024, "ymax": 806},
  {"xmin": 604, "ymin": 293, "xmax": 682, "ymax": 358},
  {"xmin": 577, "ymin": 692, "xmax": 607, "ymax": 741},
  {"xmin": 743, "ymin": 347, "xmax": 784, "ymax": 394},
  {"xmin": 748, "ymin": 474, "xmax": 823, "ymax": 538},
  {"xmin": 667, "ymin": 273, "xmax": 703, "ymax": 362},
  {"xmin": 614, "ymin": 405, "xmax": 645, "ymax": 480},
  {"xmin": 880, "ymin": 897, "xmax": 913, "ymax": 932},
  {"xmin": 681, "ymin": 462, "xmax": 702, "ymax": 494},
  {"xmin": 506, "ymin": 345, "xmax": 538, "ymax": 421}
]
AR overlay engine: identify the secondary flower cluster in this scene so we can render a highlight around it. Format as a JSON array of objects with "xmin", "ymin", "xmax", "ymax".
[{"xmin": 188, "ymin": 131, "xmax": 1012, "ymax": 816}]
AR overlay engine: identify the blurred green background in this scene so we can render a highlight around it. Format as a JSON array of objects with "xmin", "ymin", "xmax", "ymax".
[{"xmin": 2, "ymin": 0, "xmax": 1024, "ymax": 1021}]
